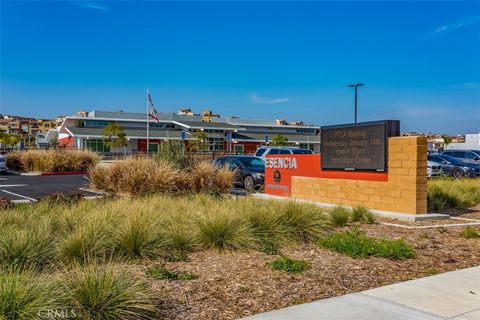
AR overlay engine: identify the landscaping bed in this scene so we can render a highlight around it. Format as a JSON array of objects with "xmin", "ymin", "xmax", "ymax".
[
  {"xmin": 150, "ymin": 222, "xmax": 480, "ymax": 320},
  {"xmin": 1, "ymin": 193, "xmax": 479, "ymax": 320}
]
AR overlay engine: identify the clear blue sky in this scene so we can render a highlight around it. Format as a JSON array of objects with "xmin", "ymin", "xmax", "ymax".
[{"xmin": 1, "ymin": 0, "xmax": 479, "ymax": 134}]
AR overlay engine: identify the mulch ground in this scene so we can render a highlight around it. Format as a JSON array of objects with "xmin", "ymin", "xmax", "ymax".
[{"xmin": 144, "ymin": 213, "xmax": 480, "ymax": 320}]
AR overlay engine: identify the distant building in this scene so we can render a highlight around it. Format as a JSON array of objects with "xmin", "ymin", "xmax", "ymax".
[
  {"xmin": 446, "ymin": 133, "xmax": 480, "ymax": 150},
  {"xmin": 56, "ymin": 110, "xmax": 320, "ymax": 154}
]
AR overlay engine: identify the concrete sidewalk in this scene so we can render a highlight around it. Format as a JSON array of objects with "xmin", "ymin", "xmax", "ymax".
[{"xmin": 243, "ymin": 266, "xmax": 480, "ymax": 320}]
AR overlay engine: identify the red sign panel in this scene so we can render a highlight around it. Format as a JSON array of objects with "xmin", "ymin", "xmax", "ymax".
[{"xmin": 265, "ymin": 154, "xmax": 388, "ymax": 197}]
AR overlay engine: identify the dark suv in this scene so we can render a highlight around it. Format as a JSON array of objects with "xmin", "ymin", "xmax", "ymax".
[
  {"xmin": 441, "ymin": 150, "xmax": 480, "ymax": 164},
  {"xmin": 213, "ymin": 156, "xmax": 265, "ymax": 190}
]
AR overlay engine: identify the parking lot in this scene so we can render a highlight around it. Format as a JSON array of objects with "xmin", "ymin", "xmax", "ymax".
[{"xmin": 0, "ymin": 173, "xmax": 103, "ymax": 203}]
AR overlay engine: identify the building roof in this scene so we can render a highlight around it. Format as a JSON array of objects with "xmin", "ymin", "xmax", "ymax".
[
  {"xmin": 67, "ymin": 127, "xmax": 189, "ymax": 140},
  {"xmin": 65, "ymin": 110, "xmax": 320, "ymax": 129},
  {"xmin": 232, "ymin": 132, "xmax": 320, "ymax": 144}
]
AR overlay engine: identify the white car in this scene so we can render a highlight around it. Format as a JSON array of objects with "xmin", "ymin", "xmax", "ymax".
[
  {"xmin": 0, "ymin": 155, "xmax": 6, "ymax": 173},
  {"xmin": 254, "ymin": 146, "xmax": 313, "ymax": 160},
  {"xmin": 427, "ymin": 160, "xmax": 442, "ymax": 178}
]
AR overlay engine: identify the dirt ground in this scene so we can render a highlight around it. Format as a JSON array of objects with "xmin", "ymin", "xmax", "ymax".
[{"xmin": 147, "ymin": 212, "xmax": 480, "ymax": 320}]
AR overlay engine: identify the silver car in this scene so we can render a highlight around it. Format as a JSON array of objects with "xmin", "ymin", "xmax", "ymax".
[{"xmin": 427, "ymin": 160, "xmax": 442, "ymax": 178}]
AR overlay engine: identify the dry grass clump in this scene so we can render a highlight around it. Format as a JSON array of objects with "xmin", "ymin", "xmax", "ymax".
[
  {"xmin": 6, "ymin": 150, "xmax": 100, "ymax": 173},
  {"xmin": 428, "ymin": 178, "xmax": 480, "ymax": 212},
  {"xmin": 90, "ymin": 156, "xmax": 233, "ymax": 196}
]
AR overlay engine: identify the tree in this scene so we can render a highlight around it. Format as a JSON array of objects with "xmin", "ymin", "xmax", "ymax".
[
  {"xmin": 191, "ymin": 131, "xmax": 208, "ymax": 151},
  {"xmin": 102, "ymin": 122, "xmax": 127, "ymax": 152},
  {"xmin": 0, "ymin": 133, "xmax": 21, "ymax": 148},
  {"xmin": 272, "ymin": 134, "xmax": 288, "ymax": 146},
  {"xmin": 443, "ymin": 135, "xmax": 453, "ymax": 149}
]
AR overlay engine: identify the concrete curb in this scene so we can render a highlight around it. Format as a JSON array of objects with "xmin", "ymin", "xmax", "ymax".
[
  {"xmin": 253, "ymin": 193, "xmax": 450, "ymax": 222},
  {"xmin": 6, "ymin": 170, "xmax": 88, "ymax": 176}
]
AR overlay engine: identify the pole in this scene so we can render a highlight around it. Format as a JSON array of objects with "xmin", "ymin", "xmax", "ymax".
[
  {"xmin": 354, "ymin": 86, "xmax": 358, "ymax": 123},
  {"xmin": 146, "ymin": 89, "xmax": 149, "ymax": 153}
]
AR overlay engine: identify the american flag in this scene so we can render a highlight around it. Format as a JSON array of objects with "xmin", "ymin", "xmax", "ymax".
[{"xmin": 148, "ymin": 92, "xmax": 160, "ymax": 123}]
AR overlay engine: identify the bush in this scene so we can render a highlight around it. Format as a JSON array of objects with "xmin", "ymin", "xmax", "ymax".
[
  {"xmin": 270, "ymin": 256, "xmax": 311, "ymax": 273},
  {"xmin": 460, "ymin": 226, "xmax": 480, "ymax": 239},
  {"xmin": 277, "ymin": 202, "xmax": 328, "ymax": 242},
  {"xmin": 114, "ymin": 213, "xmax": 162, "ymax": 259},
  {"xmin": 0, "ymin": 197, "xmax": 13, "ymax": 210},
  {"xmin": 146, "ymin": 265, "xmax": 197, "ymax": 281},
  {"xmin": 0, "ymin": 222, "xmax": 56, "ymax": 270},
  {"xmin": 329, "ymin": 206, "xmax": 350, "ymax": 227},
  {"xmin": 351, "ymin": 206, "xmax": 376, "ymax": 224},
  {"xmin": 428, "ymin": 178, "xmax": 480, "ymax": 212},
  {"xmin": 6, "ymin": 150, "xmax": 100, "ymax": 173},
  {"xmin": 154, "ymin": 141, "xmax": 194, "ymax": 170},
  {"xmin": 58, "ymin": 213, "xmax": 114, "ymax": 263},
  {"xmin": 319, "ymin": 229, "xmax": 416, "ymax": 260},
  {"xmin": 194, "ymin": 205, "xmax": 256, "ymax": 251},
  {"xmin": 62, "ymin": 262, "xmax": 157, "ymax": 320},
  {"xmin": 90, "ymin": 157, "xmax": 233, "ymax": 196},
  {"xmin": 0, "ymin": 269, "xmax": 63, "ymax": 320}
]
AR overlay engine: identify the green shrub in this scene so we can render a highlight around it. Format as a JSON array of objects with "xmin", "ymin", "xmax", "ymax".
[
  {"xmin": 0, "ymin": 222, "xmax": 56, "ymax": 270},
  {"xmin": 0, "ymin": 269, "xmax": 63, "ymax": 320},
  {"xmin": 270, "ymin": 256, "xmax": 311, "ymax": 273},
  {"xmin": 278, "ymin": 202, "xmax": 328, "ymax": 242},
  {"xmin": 329, "ymin": 206, "xmax": 350, "ymax": 227},
  {"xmin": 363, "ymin": 211, "xmax": 376, "ymax": 224},
  {"xmin": 113, "ymin": 213, "xmax": 162, "ymax": 259},
  {"xmin": 58, "ymin": 214, "xmax": 114, "ymax": 263},
  {"xmin": 194, "ymin": 207, "xmax": 256, "ymax": 251},
  {"xmin": 154, "ymin": 141, "xmax": 194, "ymax": 170},
  {"xmin": 428, "ymin": 178, "xmax": 480, "ymax": 211},
  {"xmin": 424, "ymin": 268, "xmax": 440, "ymax": 276},
  {"xmin": 244, "ymin": 201, "xmax": 286, "ymax": 254},
  {"xmin": 319, "ymin": 229, "xmax": 416, "ymax": 260},
  {"xmin": 62, "ymin": 262, "xmax": 156, "ymax": 320},
  {"xmin": 460, "ymin": 226, "xmax": 480, "ymax": 239},
  {"xmin": 146, "ymin": 265, "xmax": 197, "ymax": 281}
]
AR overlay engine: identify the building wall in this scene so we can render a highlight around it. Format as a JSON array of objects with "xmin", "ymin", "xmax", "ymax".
[
  {"xmin": 287, "ymin": 136, "xmax": 427, "ymax": 214},
  {"xmin": 446, "ymin": 133, "xmax": 480, "ymax": 150}
]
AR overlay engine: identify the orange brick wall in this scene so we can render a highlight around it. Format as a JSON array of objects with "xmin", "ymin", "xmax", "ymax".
[{"xmin": 291, "ymin": 136, "xmax": 427, "ymax": 214}]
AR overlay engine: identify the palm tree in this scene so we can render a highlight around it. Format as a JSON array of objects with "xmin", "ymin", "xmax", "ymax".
[
  {"xmin": 272, "ymin": 134, "xmax": 288, "ymax": 146},
  {"xmin": 102, "ymin": 122, "xmax": 127, "ymax": 154}
]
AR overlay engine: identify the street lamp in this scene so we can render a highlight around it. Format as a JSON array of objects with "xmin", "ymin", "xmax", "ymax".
[{"xmin": 348, "ymin": 83, "xmax": 364, "ymax": 123}]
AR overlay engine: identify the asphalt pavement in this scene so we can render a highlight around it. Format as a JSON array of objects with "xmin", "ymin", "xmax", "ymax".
[{"xmin": 0, "ymin": 173, "xmax": 103, "ymax": 202}]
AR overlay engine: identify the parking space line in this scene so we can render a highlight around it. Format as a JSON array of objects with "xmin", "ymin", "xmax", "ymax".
[
  {"xmin": 1, "ymin": 190, "xmax": 37, "ymax": 202},
  {"xmin": 0, "ymin": 184, "xmax": 28, "ymax": 188}
]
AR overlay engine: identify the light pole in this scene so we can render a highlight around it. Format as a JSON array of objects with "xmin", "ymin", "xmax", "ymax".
[{"xmin": 348, "ymin": 83, "xmax": 364, "ymax": 123}]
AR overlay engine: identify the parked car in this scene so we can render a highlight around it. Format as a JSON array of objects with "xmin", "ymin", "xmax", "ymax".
[
  {"xmin": 427, "ymin": 154, "xmax": 480, "ymax": 178},
  {"xmin": 427, "ymin": 160, "xmax": 442, "ymax": 178},
  {"xmin": 254, "ymin": 146, "xmax": 313, "ymax": 159},
  {"xmin": 440, "ymin": 150, "xmax": 480, "ymax": 164},
  {"xmin": 213, "ymin": 156, "xmax": 265, "ymax": 190},
  {"xmin": 0, "ymin": 155, "xmax": 6, "ymax": 173}
]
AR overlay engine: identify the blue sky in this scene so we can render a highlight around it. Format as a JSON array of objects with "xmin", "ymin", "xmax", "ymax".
[{"xmin": 1, "ymin": 0, "xmax": 479, "ymax": 134}]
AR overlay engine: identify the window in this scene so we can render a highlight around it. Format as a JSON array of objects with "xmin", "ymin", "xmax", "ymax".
[
  {"xmin": 225, "ymin": 158, "xmax": 241, "ymax": 169},
  {"xmin": 269, "ymin": 149, "xmax": 279, "ymax": 155},
  {"xmin": 207, "ymin": 137, "xmax": 224, "ymax": 151},
  {"xmin": 466, "ymin": 152, "xmax": 480, "ymax": 160},
  {"xmin": 453, "ymin": 151, "xmax": 466, "ymax": 158},
  {"xmin": 279, "ymin": 149, "xmax": 291, "ymax": 154},
  {"xmin": 85, "ymin": 120, "xmax": 109, "ymax": 127},
  {"xmin": 85, "ymin": 139, "xmax": 110, "ymax": 153},
  {"xmin": 291, "ymin": 149, "xmax": 313, "ymax": 154},
  {"xmin": 255, "ymin": 148, "xmax": 267, "ymax": 157}
]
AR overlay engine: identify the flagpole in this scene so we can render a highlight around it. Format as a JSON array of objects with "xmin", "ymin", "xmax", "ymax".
[{"xmin": 146, "ymin": 88, "xmax": 150, "ymax": 154}]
